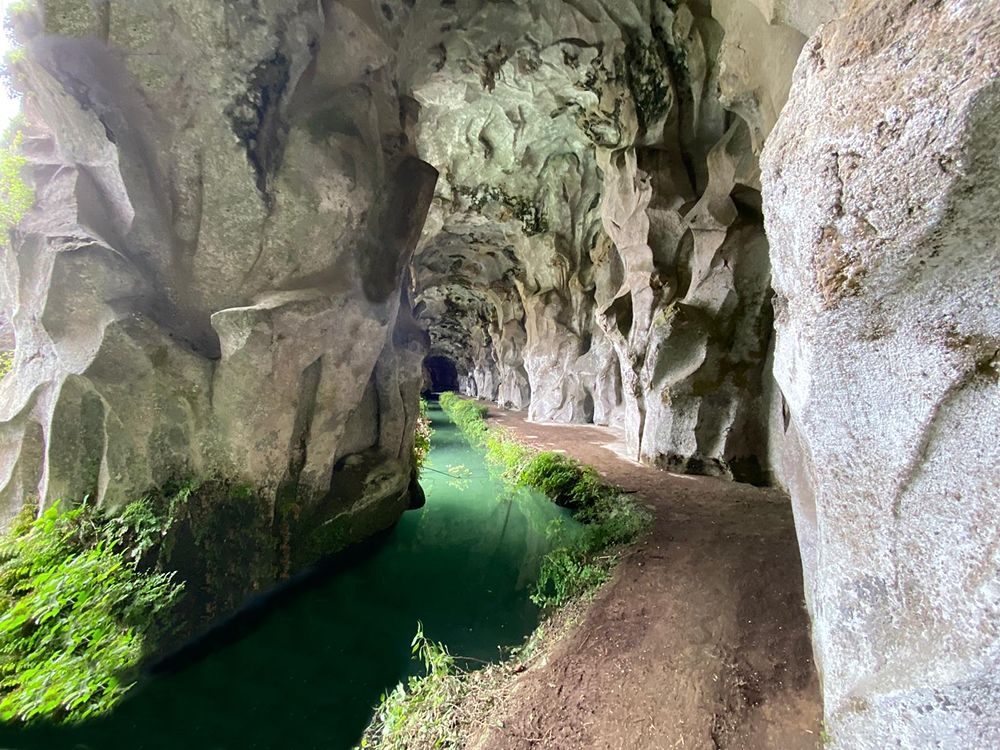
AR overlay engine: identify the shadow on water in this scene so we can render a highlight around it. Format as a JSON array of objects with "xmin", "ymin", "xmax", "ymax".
[{"xmin": 0, "ymin": 403, "xmax": 575, "ymax": 750}]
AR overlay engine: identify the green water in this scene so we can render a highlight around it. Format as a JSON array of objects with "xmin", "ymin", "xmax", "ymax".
[{"xmin": 0, "ymin": 403, "xmax": 576, "ymax": 750}]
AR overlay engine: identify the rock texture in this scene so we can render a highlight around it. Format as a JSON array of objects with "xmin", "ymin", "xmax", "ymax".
[
  {"xmin": 2, "ymin": 0, "xmax": 997, "ymax": 742},
  {"xmin": 762, "ymin": 0, "xmax": 1000, "ymax": 746},
  {"xmin": 0, "ymin": 0, "xmax": 435, "ymax": 598},
  {"xmin": 406, "ymin": 0, "xmax": 813, "ymax": 482}
]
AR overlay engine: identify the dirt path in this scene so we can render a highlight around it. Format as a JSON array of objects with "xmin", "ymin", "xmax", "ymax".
[{"xmin": 474, "ymin": 407, "xmax": 822, "ymax": 750}]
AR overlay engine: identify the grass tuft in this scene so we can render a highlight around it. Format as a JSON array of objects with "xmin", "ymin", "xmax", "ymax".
[
  {"xmin": 439, "ymin": 392, "xmax": 650, "ymax": 608},
  {"xmin": 357, "ymin": 622, "xmax": 465, "ymax": 749}
]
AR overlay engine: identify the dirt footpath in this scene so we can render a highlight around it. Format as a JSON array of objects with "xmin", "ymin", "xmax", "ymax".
[{"xmin": 475, "ymin": 408, "xmax": 822, "ymax": 750}]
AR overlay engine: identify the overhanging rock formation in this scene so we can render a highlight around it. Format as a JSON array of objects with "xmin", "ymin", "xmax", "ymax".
[
  {"xmin": 0, "ymin": 0, "xmax": 997, "ymax": 744},
  {"xmin": 0, "ymin": 0, "xmax": 437, "ymax": 607},
  {"xmin": 406, "ymin": 0, "xmax": 820, "ymax": 482}
]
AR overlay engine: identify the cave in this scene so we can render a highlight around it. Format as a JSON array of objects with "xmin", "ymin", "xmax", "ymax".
[
  {"xmin": 0, "ymin": 0, "xmax": 996, "ymax": 748},
  {"xmin": 423, "ymin": 355, "xmax": 460, "ymax": 395}
]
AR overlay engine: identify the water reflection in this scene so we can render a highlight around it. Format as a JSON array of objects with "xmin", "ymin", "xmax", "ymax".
[{"xmin": 0, "ymin": 403, "xmax": 576, "ymax": 750}]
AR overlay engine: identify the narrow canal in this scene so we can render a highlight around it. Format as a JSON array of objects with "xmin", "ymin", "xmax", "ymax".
[{"xmin": 0, "ymin": 402, "xmax": 577, "ymax": 750}]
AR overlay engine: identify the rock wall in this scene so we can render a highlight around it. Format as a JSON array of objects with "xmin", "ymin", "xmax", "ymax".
[
  {"xmin": 2, "ymin": 0, "xmax": 996, "ymax": 741},
  {"xmin": 762, "ymin": 0, "xmax": 1000, "ymax": 746},
  {"xmin": 0, "ymin": 0, "xmax": 435, "ymax": 603},
  {"xmin": 406, "ymin": 0, "xmax": 816, "ymax": 482}
]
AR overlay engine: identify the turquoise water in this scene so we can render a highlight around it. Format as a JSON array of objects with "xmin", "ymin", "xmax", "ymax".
[{"xmin": 0, "ymin": 403, "xmax": 575, "ymax": 750}]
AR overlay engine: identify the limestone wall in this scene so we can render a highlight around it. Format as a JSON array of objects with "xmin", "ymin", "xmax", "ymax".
[{"xmin": 0, "ymin": 0, "xmax": 436, "ymax": 590}]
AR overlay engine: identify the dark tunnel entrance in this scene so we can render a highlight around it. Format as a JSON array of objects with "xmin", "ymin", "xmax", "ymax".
[{"xmin": 423, "ymin": 355, "xmax": 459, "ymax": 395}]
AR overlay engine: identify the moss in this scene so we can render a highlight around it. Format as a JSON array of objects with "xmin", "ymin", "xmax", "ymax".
[
  {"xmin": 0, "ymin": 122, "xmax": 34, "ymax": 237},
  {"xmin": 281, "ymin": 450, "xmax": 414, "ymax": 572},
  {"xmin": 624, "ymin": 39, "xmax": 672, "ymax": 132},
  {"xmin": 106, "ymin": 478, "xmax": 279, "ymax": 635},
  {"xmin": 298, "ymin": 518, "xmax": 351, "ymax": 565},
  {"xmin": 452, "ymin": 183, "xmax": 548, "ymax": 236},
  {"xmin": 39, "ymin": 0, "xmax": 100, "ymax": 37}
]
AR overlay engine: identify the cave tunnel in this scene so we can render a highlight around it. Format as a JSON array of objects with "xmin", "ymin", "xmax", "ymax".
[
  {"xmin": 0, "ymin": 1, "xmax": 995, "ymax": 748},
  {"xmin": 423, "ymin": 355, "xmax": 460, "ymax": 395}
]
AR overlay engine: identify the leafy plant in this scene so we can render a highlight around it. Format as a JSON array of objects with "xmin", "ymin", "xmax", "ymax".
[
  {"xmin": 357, "ymin": 622, "xmax": 465, "ymax": 750},
  {"xmin": 482, "ymin": 428, "xmax": 531, "ymax": 482},
  {"xmin": 0, "ymin": 350, "xmax": 12, "ymax": 379},
  {"xmin": 0, "ymin": 118, "xmax": 33, "ymax": 236},
  {"xmin": 438, "ymin": 392, "xmax": 488, "ymax": 445},
  {"xmin": 0, "ymin": 500, "xmax": 183, "ymax": 723},
  {"xmin": 519, "ymin": 452, "xmax": 598, "ymax": 509},
  {"xmin": 412, "ymin": 398, "xmax": 433, "ymax": 474},
  {"xmin": 531, "ymin": 546, "xmax": 610, "ymax": 608}
]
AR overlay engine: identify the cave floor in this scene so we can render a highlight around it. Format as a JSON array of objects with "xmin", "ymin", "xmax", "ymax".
[{"xmin": 474, "ymin": 405, "xmax": 822, "ymax": 750}]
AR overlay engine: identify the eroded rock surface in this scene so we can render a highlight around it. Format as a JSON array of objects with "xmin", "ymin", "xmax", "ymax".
[
  {"xmin": 406, "ymin": 0, "xmax": 814, "ymax": 482},
  {"xmin": 762, "ymin": 0, "xmax": 1000, "ymax": 746},
  {"xmin": 1, "ymin": 0, "xmax": 997, "ymax": 742},
  {"xmin": 0, "ymin": 0, "xmax": 436, "ymax": 602}
]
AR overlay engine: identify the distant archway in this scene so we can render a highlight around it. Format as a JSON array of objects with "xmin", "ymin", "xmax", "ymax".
[{"xmin": 423, "ymin": 355, "xmax": 459, "ymax": 394}]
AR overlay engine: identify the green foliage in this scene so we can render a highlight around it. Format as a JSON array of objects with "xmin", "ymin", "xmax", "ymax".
[
  {"xmin": 0, "ymin": 500, "xmax": 183, "ymax": 723},
  {"xmin": 101, "ymin": 498, "xmax": 164, "ymax": 565},
  {"xmin": 0, "ymin": 120, "xmax": 34, "ymax": 236},
  {"xmin": 531, "ymin": 546, "xmax": 610, "ymax": 608},
  {"xmin": 439, "ymin": 393, "xmax": 650, "ymax": 609},
  {"xmin": 357, "ymin": 622, "xmax": 464, "ymax": 750},
  {"xmin": 518, "ymin": 452, "xmax": 601, "ymax": 510},
  {"xmin": 0, "ymin": 350, "xmax": 12, "ymax": 379},
  {"xmin": 5, "ymin": 1, "xmax": 35, "ymax": 19},
  {"xmin": 412, "ymin": 398, "xmax": 433, "ymax": 474},
  {"xmin": 532, "ymin": 492, "xmax": 650, "ymax": 608},
  {"xmin": 482, "ymin": 428, "xmax": 531, "ymax": 483},
  {"xmin": 438, "ymin": 392, "xmax": 488, "ymax": 445},
  {"xmin": 437, "ymin": 391, "xmax": 460, "ymax": 412}
]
